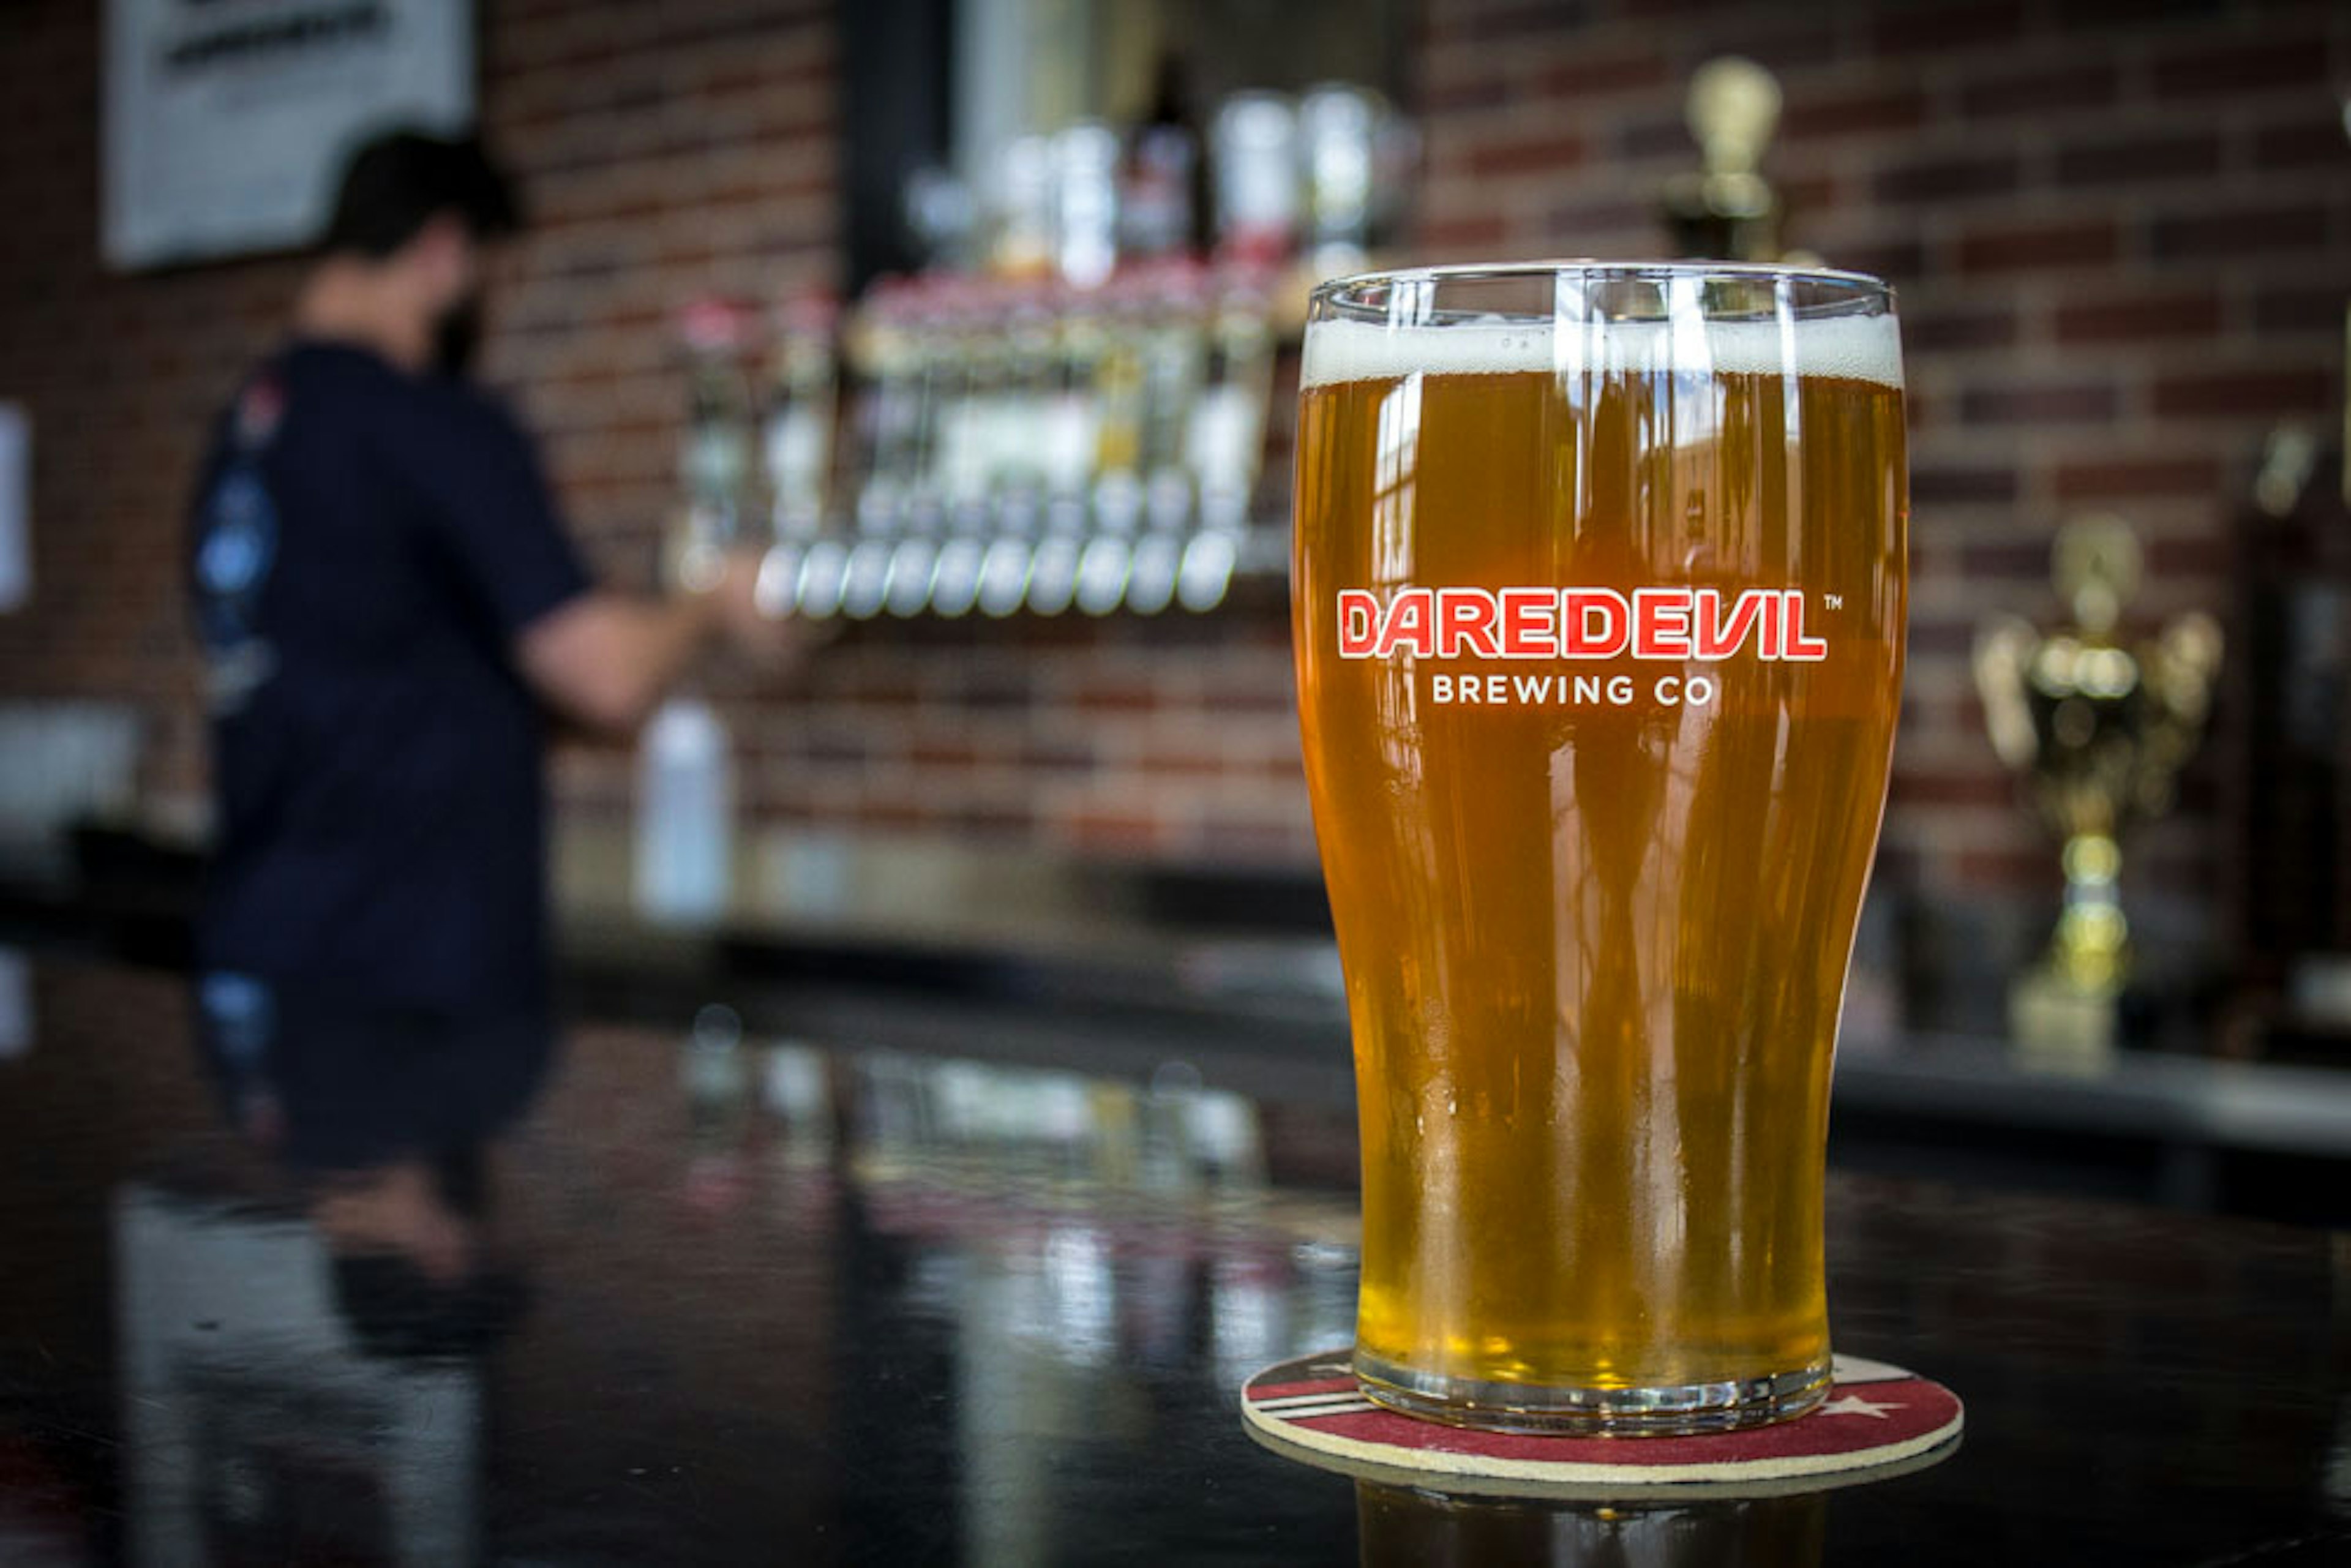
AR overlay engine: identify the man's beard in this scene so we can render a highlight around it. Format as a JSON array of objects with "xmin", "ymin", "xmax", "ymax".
[{"xmin": 433, "ymin": 294, "xmax": 484, "ymax": 378}]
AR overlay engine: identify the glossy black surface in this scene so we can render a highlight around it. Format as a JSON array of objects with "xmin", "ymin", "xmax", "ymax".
[
  {"xmin": 1, "ymin": 956, "xmax": 2346, "ymax": 1566},
  {"xmin": 12, "ymin": 833, "xmax": 2351, "ymax": 1229}
]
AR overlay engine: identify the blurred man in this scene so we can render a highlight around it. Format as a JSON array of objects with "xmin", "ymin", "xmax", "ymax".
[{"xmin": 187, "ymin": 131, "xmax": 783, "ymax": 1278}]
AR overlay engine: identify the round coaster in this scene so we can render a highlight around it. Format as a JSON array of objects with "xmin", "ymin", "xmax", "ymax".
[{"xmin": 1242, "ymin": 1351, "xmax": 1962, "ymax": 1499}]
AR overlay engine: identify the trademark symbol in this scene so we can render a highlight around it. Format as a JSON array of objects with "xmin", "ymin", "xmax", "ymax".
[{"xmin": 1824, "ymin": 594, "xmax": 1843, "ymax": 610}]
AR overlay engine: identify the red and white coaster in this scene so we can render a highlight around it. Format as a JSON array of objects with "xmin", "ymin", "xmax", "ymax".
[{"xmin": 1243, "ymin": 1351, "xmax": 1962, "ymax": 1499}]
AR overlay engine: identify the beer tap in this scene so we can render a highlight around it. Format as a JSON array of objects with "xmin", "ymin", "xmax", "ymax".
[
  {"xmin": 1176, "ymin": 267, "xmax": 1273, "ymax": 613},
  {"xmin": 1076, "ymin": 272, "xmax": 1148, "ymax": 615},
  {"xmin": 756, "ymin": 288, "xmax": 838, "ymax": 619},
  {"xmin": 820, "ymin": 277, "xmax": 924, "ymax": 620}
]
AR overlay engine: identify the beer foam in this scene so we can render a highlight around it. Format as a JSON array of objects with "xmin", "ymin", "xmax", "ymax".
[{"xmin": 1300, "ymin": 312, "xmax": 1904, "ymax": 391}]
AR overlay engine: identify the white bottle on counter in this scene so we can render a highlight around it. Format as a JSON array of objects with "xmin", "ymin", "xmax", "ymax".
[{"xmin": 636, "ymin": 697, "xmax": 734, "ymax": 922}]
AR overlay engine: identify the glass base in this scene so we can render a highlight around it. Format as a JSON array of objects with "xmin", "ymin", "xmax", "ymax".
[{"xmin": 1353, "ymin": 1349, "xmax": 1833, "ymax": 1437}]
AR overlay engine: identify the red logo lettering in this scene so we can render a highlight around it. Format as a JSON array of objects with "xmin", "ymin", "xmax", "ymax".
[
  {"xmin": 1780, "ymin": 591, "xmax": 1828, "ymax": 661},
  {"xmin": 1498, "ymin": 588, "xmax": 1556, "ymax": 658},
  {"xmin": 1559, "ymin": 590, "xmax": 1630, "ymax": 659},
  {"xmin": 1373, "ymin": 589, "xmax": 1435, "ymax": 659},
  {"xmin": 1693, "ymin": 589, "xmax": 1765, "ymax": 659},
  {"xmin": 1335, "ymin": 584, "xmax": 1831, "ymax": 662},
  {"xmin": 1632, "ymin": 589, "xmax": 1694, "ymax": 659},
  {"xmin": 1438, "ymin": 590, "xmax": 1501, "ymax": 658},
  {"xmin": 1337, "ymin": 590, "xmax": 1379, "ymax": 658}
]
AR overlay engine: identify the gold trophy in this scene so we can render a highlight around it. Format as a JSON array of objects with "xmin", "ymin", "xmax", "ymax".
[
  {"xmin": 1663, "ymin": 56, "xmax": 1789, "ymax": 263},
  {"xmin": 1974, "ymin": 515, "xmax": 2222, "ymax": 1067}
]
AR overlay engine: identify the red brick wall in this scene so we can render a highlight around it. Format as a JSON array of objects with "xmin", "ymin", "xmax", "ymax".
[
  {"xmin": 1412, "ymin": 0, "xmax": 2351, "ymax": 923},
  {"xmin": 2, "ymin": 0, "xmax": 2348, "ymax": 925}
]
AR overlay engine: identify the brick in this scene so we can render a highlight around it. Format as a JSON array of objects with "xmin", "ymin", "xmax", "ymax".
[
  {"xmin": 1699, "ymin": 14, "xmax": 1845, "ymax": 75},
  {"xmin": 1776, "ymin": 171, "xmax": 1843, "ymax": 214},
  {"xmin": 1458, "ymin": 0, "xmax": 1596, "ymax": 40},
  {"xmin": 2151, "ymin": 366, "xmax": 2332, "ymax": 418},
  {"xmin": 1891, "ymin": 772, "xmax": 2022, "ymax": 811},
  {"xmin": 1466, "ymin": 129, "xmax": 1588, "ymax": 178},
  {"xmin": 2058, "ymin": 0, "xmax": 2233, "ymax": 26},
  {"xmin": 1911, "ymin": 461, "xmax": 2022, "ymax": 505},
  {"xmin": 1136, "ymin": 745, "xmax": 1243, "ymax": 780},
  {"xmin": 1614, "ymin": 112, "xmax": 1693, "ymax": 160},
  {"xmin": 1956, "ymin": 217, "xmax": 2118, "ymax": 274},
  {"xmin": 1061, "ymin": 809, "xmax": 1173, "ymax": 856},
  {"xmin": 907, "ymin": 737, "xmax": 985, "ymax": 769},
  {"xmin": 1779, "ymin": 84, "xmax": 1927, "ymax": 144},
  {"xmin": 2145, "ymin": 533, "xmax": 2232, "ymax": 577},
  {"xmin": 2054, "ymin": 129, "xmax": 2222, "ymax": 186},
  {"xmin": 1957, "ymin": 537, "xmax": 2058, "ymax": 578},
  {"xmin": 2150, "ymin": 204, "xmax": 2330, "ymax": 261},
  {"xmin": 2251, "ymin": 283, "xmax": 2347, "ymax": 336},
  {"xmin": 1068, "ymin": 678, "xmax": 1164, "ymax": 715},
  {"xmin": 2052, "ymin": 285, "xmax": 2222, "ymax": 343},
  {"xmin": 1901, "ymin": 304, "xmax": 2021, "ymax": 353},
  {"xmin": 1422, "ymin": 73, "xmax": 1517, "ymax": 113},
  {"xmin": 1873, "ymin": 150, "xmax": 2021, "ymax": 204},
  {"xmin": 1959, "ymin": 379, "xmax": 2120, "ymax": 426},
  {"xmin": 944, "ymin": 801, "xmax": 1037, "ymax": 839},
  {"xmin": 852, "ymin": 798, "xmax": 936, "ymax": 833},
  {"xmin": 1957, "ymin": 61, "xmax": 2117, "ymax": 119},
  {"xmin": 2150, "ymin": 31, "xmax": 2328, "ymax": 97},
  {"xmin": 1902, "ymin": 616, "xmax": 1989, "ymax": 657},
  {"xmin": 1413, "ymin": 214, "xmax": 1511, "ymax": 253},
  {"xmin": 1542, "ymin": 195, "xmax": 1657, "ymax": 242},
  {"xmin": 1013, "ymin": 737, "xmax": 1098, "ymax": 775},
  {"xmin": 1821, "ymin": 237, "xmax": 1927, "ymax": 285},
  {"xmin": 1954, "ymin": 846, "xmax": 2054, "ymax": 891},
  {"xmin": 2251, "ymin": 116, "xmax": 2351, "ymax": 172},
  {"xmin": 2053, "ymin": 454, "xmax": 2225, "ymax": 500},
  {"xmin": 1870, "ymin": 0, "xmax": 2027, "ymax": 55},
  {"xmin": 801, "ymin": 727, "xmax": 879, "ymax": 767},
  {"xmin": 1530, "ymin": 47, "xmax": 1671, "ymax": 99}
]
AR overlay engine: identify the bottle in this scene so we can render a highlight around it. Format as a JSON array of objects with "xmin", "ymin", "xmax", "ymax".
[
  {"xmin": 763, "ymin": 289, "xmax": 839, "ymax": 535},
  {"xmin": 1210, "ymin": 92, "xmax": 1299, "ymax": 267},
  {"xmin": 1298, "ymin": 83, "xmax": 1378, "ymax": 277},
  {"xmin": 667, "ymin": 298, "xmax": 759, "ymax": 592},
  {"xmin": 1121, "ymin": 53, "xmax": 1205, "ymax": 260},
  {"xmin": 636, "ymin": 697, "xmax": 734, "ymax": 922}
]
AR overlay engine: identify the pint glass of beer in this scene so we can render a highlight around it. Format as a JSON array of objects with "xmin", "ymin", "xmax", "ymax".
[{"xmin": 1292, "ymin": 263, "xmax": 1905, "ymax": 1433}]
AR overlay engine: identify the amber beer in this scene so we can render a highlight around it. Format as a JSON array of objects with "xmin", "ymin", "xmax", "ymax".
[{"xmin": 1292, "ymin": 265, "xmax": 1906, "ymax": 1432}]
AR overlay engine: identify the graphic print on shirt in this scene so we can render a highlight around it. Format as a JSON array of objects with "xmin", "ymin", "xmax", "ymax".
[{"xmin": 193, "ymin": 376, "xmax": 285, "ymax": 713}]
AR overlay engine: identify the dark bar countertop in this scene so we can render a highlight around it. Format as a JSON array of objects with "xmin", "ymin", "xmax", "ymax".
[
  {"xmin": 1, "ymin": 954, "xmax": 2346, "ymax": 1565},
  {"xmin": 11, "ymin": 822, "xmax": 2351, "ymax": 1223}
]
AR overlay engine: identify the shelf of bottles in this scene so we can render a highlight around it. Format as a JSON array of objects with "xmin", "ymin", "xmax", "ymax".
[{"xmin": 664, "ymin": 84, "xmax": 1412, "ymax": 622}]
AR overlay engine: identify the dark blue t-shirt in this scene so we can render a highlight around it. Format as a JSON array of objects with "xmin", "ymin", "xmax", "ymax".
[{"xmin": 188, "ymin": 341, "xmax": 591, "ymax": 1027}]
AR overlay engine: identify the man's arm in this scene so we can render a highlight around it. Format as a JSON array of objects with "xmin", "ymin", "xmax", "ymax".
[
  {"xmin": 398, "ymin": 397, "xmax": 801, "ymax": 731},
  {"xmin": 516, "ymin": 549, "xmax": 776, "ymax": 736}
]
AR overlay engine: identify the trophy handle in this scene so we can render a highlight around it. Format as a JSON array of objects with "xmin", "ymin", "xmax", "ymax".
[
  {"xmin": 2149, "ymin": 609, "xmax": 2224, "ymax": 727},
  {"xmin": 1972, "ymin": 617, "xmax": 2042, "ymax": 771}
]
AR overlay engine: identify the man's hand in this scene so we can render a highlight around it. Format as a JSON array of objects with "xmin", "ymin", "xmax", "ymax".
[
  {"xmin": 517, "ymin": 547, "xmax": 818, "ymax": 737},
  {"xmin": 712, "ymin": 546, "xmax": 831, "ymax": 667}
]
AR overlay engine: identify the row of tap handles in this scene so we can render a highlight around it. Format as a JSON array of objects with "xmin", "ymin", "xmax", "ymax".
[{"xmin": 664, "ymin": 260, "xmax": 1281, "ymax": 620}]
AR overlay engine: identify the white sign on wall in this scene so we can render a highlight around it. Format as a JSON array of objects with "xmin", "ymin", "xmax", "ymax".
[
  {"xmin": 103, "ymin": 0, "xmax": 475, "ymax": 271},
  {"xmin": 0, "ymin": 404, "xmax": 26, "ymax": 613}
]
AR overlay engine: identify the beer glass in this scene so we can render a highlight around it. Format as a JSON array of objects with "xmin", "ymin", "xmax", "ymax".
[{"xmin": 1292, "ymin": 263, "xmax": 1906, "ymax": 1433}]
